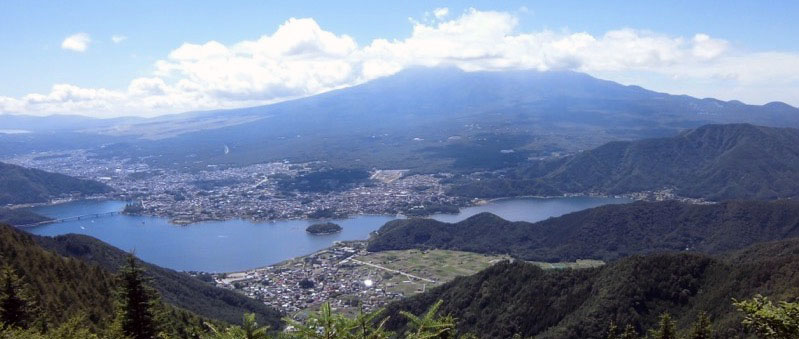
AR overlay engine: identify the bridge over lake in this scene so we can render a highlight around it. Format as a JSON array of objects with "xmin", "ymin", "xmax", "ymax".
[{"xmin": 18, "ymin": 211, "xmax": 121, "ymax": 228}]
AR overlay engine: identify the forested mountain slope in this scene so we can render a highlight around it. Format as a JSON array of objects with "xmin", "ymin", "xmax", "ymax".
[
  {"xmin": 368, "ymin": 200, "xmax": 799, "ymax": 261},
  {"xmin": 74, "ymin": 68, "xmax": 799, "ymax": 171},
  {"xmin": 33, "ymin": 232, "xmax": 283, "ymax": 328},
  {"xmin": 0, "ymin": 162, "xmax": 111, "ymax": 205},
  {"xmin": 0, "ymin": 224, "xmax": 115, "ymax": 327},
  {"xmin": 381, "ymin": 239, "xmax": 799, "ymax": 338},
  {"xmin": 453, "ymin": 124, "xmax": 799, "ymax": 200}
]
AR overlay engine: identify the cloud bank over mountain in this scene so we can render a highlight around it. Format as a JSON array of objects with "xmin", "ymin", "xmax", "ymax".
[{"xmin": 2, "ymin": 8, "xmax": 797, "ymax": 117}]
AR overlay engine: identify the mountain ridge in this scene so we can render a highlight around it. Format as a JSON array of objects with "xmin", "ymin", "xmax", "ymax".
[
  {"xmin": 0, "ymin": 161, "xmax": 112, "ymax": 205},
  {"xmin": 380, "ymin": 238, "xmax": 799, "ymax": 338},
  {"xmin": 32, "ymin": 232, "xmax": 283, "ymax": 328},
  {"xmin": 12, "ymin": 67, "xmax": 795, "ymax": 172},
  {"xmin": 453, "ymin": 123, "xmax": 799, "ymax": 200},
  {"xmin": 367, "ymin": 199, "xmax": 799, "ymax": 262}
]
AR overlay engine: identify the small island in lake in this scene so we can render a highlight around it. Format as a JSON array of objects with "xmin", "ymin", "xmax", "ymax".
[{"xmin": 306, "ymin": 222, "xmax": 343, "ymax": 235}]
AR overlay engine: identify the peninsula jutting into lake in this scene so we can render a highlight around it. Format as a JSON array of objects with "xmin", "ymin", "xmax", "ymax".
[{"xmin": 3, "ymin": 4, "xmax": 799, "ymax": 336}]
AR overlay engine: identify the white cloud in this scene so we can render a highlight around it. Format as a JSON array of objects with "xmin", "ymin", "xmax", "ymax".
[
  {"xmin": 3, "ymin": 8, "xmax": 798, "ymax": 117},
  {"xmin": 433, "ymin": 7, "xmax": 449, "ymax": 19},
  {"xmin": 111, "ymin": 35, "xmax": 127, "ymax": 43},
  {"xmin": 61, "ymin": 33, "xmax": 91, "ymax": 52}
]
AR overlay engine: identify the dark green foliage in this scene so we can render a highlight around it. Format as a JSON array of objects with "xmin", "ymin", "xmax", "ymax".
[
  {"xmin": 112, "ymin": 255, "xmax": 161, "ymax": 339},
  {"xmin": 282, "ymin": 301, "xmax": 456, "ymax": 339},
  {"xmin": 368, "ymin": 200, "xmax": 799, "ymax": 261},
  {"xmin": 33, "ymin": 233, "xmax": 283, "ymax": 328},
  {"xmin": 278, "ymin": 169, "xmax": 370, "ymax": 193},
  {"xmin": 0, "ymin": 264, "xmax": 35, "ymax": 329},
  {"xmin": 0, "ymin": 224, "xmax": 225, "ymax": 337},
  {"xmin": 122, "ymin": 202, "xmax": 144, "ymax": 214},
  {"xmin": 306, "ymin": 222, "xmax": 342, "ymax": 235},
  {"xmin": 0, "ymin": 208, "xmax": 50, "ymax": 226},
  {"xmin": 298, "ymin": 279, "xmax": 315, "ymax": 289},
  {"xmin": 688, "ymin": 312, "xmax": 713, "ymax": 339},
  {"xmin": 620, "ymin": 324, "xmax": 638, "ymax": 339},
  {"xmin": 606, "ymin": 323, "xmax": 639, "ymax": 339},
  {"xmin": 0, "ymin": 161, "xmax": 111, "ymax": 205},
  {"xmin": 421, "ymin": 134, "xmax": 533, "ymax": 171},
  {"xmin": 380, "ymin": 238, "xmax": 799, "ymax": 338},
  {"xmin": 454, "ymin": 124, "xmax": 799, "ymax": 200},
  {"xmin": 647, "ymin": 313, "xmax": 677, "ymax": 339},
  {"xmin": 400, "ymin": 300, "xmax": 456, "ymax": 339},
  {"xmin": 605, "ymin": 321, "xmax": 619, "ymax": 339},
  {"xmin": 206, "ymin": 313, "xmax": 271, "ymax": 339},
  {"xmin": 0, "ymin": 224, "xmax": 115, "ymax": 328}
]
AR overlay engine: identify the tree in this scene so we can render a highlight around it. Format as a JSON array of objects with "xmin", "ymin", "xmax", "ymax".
[
  {"xmin": 734, "ymin": 295, "xmax": 799, "ymax": 339},
  {"xmin": 48, "ymin": 314, "xmax": 100, "ymax": 339},
  {"xmin": 348, "ymin": 308, "xmax": 391, "ymax": 339},
  {"xmin": 0, "ymin": 264, "xmax": 35, "ymax": 329},
  {"xmin": 299, "ymin": 279, "xmax": 315, "ymax": 289},
  {"xmin": 647, "ymin": 313, "xmax": 677, "ymax": 339},
  {"xmin": 205, "ymin": 313, "xmax": 270, "ymax": 339},
  {"xmin": 111, "ymin": 254, "xmax": 162, "ymax": 339},
  {"xmin": 285, "ymin": 302, "xmax": 349, "ymax": 339},
  {"xmin": 401, "ymin": 300, "xmax": 457, "ymax": 339},
  {"xmin": 620, "ymin": 324, "xmax": 638, "ymax": 339},
  {"xmin": 687, "ymin": 312, "xmax": 713, "ymax": 339},
  {"xmin": 606, "ymin": 321, "xmax": 619, "ymax": 339}
]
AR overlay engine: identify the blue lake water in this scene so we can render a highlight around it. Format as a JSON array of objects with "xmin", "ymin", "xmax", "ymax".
[{"xmin": 28, "ymin": 196, "xmax": 630, "ymax": 272}]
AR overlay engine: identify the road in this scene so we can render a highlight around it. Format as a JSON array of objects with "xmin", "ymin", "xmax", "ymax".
[{"xmin": 347, "ymin": 258, "xmax": 436, "ymax": 283}]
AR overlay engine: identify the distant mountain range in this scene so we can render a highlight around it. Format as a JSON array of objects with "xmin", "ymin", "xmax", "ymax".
[
  {"xmin": 2, "ymin": 68, "xmax": 798, "ymax": 172},
  {"xmin": 381, "ymin": 238, "xmax": 799, "ymax": 338},
  {"xmin": 368, "ymin": 200, "xmax": 799, "ymax": 261},
  {"xmin": 0, "ymin": 161, "xmax": 112, "ymax": 205},
  {"xmin": 453, "ymin": 123, "xmax": 799, "ymax": 200}
]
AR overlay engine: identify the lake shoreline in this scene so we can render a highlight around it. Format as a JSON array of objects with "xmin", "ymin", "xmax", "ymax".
[{"xmin": 28, "ymin": 196, "xmax": 632, "ymax": 272}]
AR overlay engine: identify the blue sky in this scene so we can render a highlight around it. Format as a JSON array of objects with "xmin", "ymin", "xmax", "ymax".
[{"xmin": 1, "ymin": 1, "xmax": 798, "ymax": 117}]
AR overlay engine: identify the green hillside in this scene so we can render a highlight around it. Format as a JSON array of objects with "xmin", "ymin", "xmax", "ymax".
[
  {"xmin": 368, "ymin": 200, "xmax": 799, "ymax": 261},
  {"xmin": 0, "ymin": 162, "xmax": 112, "ymax": 205},
  {"xmin": 380, "ymin": 238, "xmax": 799, "ymax": 338},
  {"xmin": 33, "ymin": 232, "xmax": 283, "ymax": 328},
  {"xmin": 0, "ymin": 207, "xmax": 50, "ymax": 226},
  {"xmin": 453, "ymin": 124, "xmax": 799, "ymax": 200},
  {"xmin": 0, "ymin": 224, "xmax": 115, "ymax": 328}
]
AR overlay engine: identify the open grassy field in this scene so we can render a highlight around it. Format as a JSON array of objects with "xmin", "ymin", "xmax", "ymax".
[
  {"xmin": 357, "ymin": 249, "xmax": 604, "ymax": 296},
  {"xmin": 357, "ymin": 249, "xmax": 509, "ymax": 296}
]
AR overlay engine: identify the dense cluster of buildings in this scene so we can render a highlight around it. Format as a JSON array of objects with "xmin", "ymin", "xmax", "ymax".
[
  {"xmin": 213, "ymin": 241, "xmax": 409, "ymax": 317},
  {"xmin": 5, "ymin": 150, "xmax": 462, "ymax": 223}
]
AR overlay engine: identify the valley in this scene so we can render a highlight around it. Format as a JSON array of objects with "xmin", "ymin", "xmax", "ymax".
[
  {"xmin": 4, "ymin": 150, "xmax": 462, "ymax": 223},
  {"xmin": 3, "ymin": 4, "xmax": 799, "ymax": 338},
  {"xmin": 208, "ymin": 240, "xmax": 603, "ymax": 318}
]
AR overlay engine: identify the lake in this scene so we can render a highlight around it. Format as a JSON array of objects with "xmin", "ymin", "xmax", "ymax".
[{"xmin": 28, "ymin": 196, "xmax": 630, "ymax": 272}]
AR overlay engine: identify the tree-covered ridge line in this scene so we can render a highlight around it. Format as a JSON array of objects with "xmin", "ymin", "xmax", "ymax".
[
  {"xmin": 452, "ymin": 123, "xmax": 799, "ymax": 201},
  {"xmin": 0, "ymin": 161, "xmax": 112, "ymax": 205},
  {"xmin": 378, "ymin": 238, "xmax": 799, "ymax": 338},
  {"xmin": 0, "ymin": 224, "xmax": 213, "ymax": 338},
  {"xmin": 3, "ymin": 261, "xmax": 796, "ymax": 339},
  {"xmin": 0, "ymin": 207, "xmax": 51, "ymax": 226},
  {"xmin": 32, "ymin": 231, "xmax": 283, "ymax": 328},
  {"xmin": 0, "ymin": 224, "xmax": 283, "ymax": 333},
  {"xmin": 368, "ymin": 200, "xmax": 799, "ymax": 262},
  {"xmin": 1, "ymin": 221, "xmax": 798, "ymax": 337}
]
